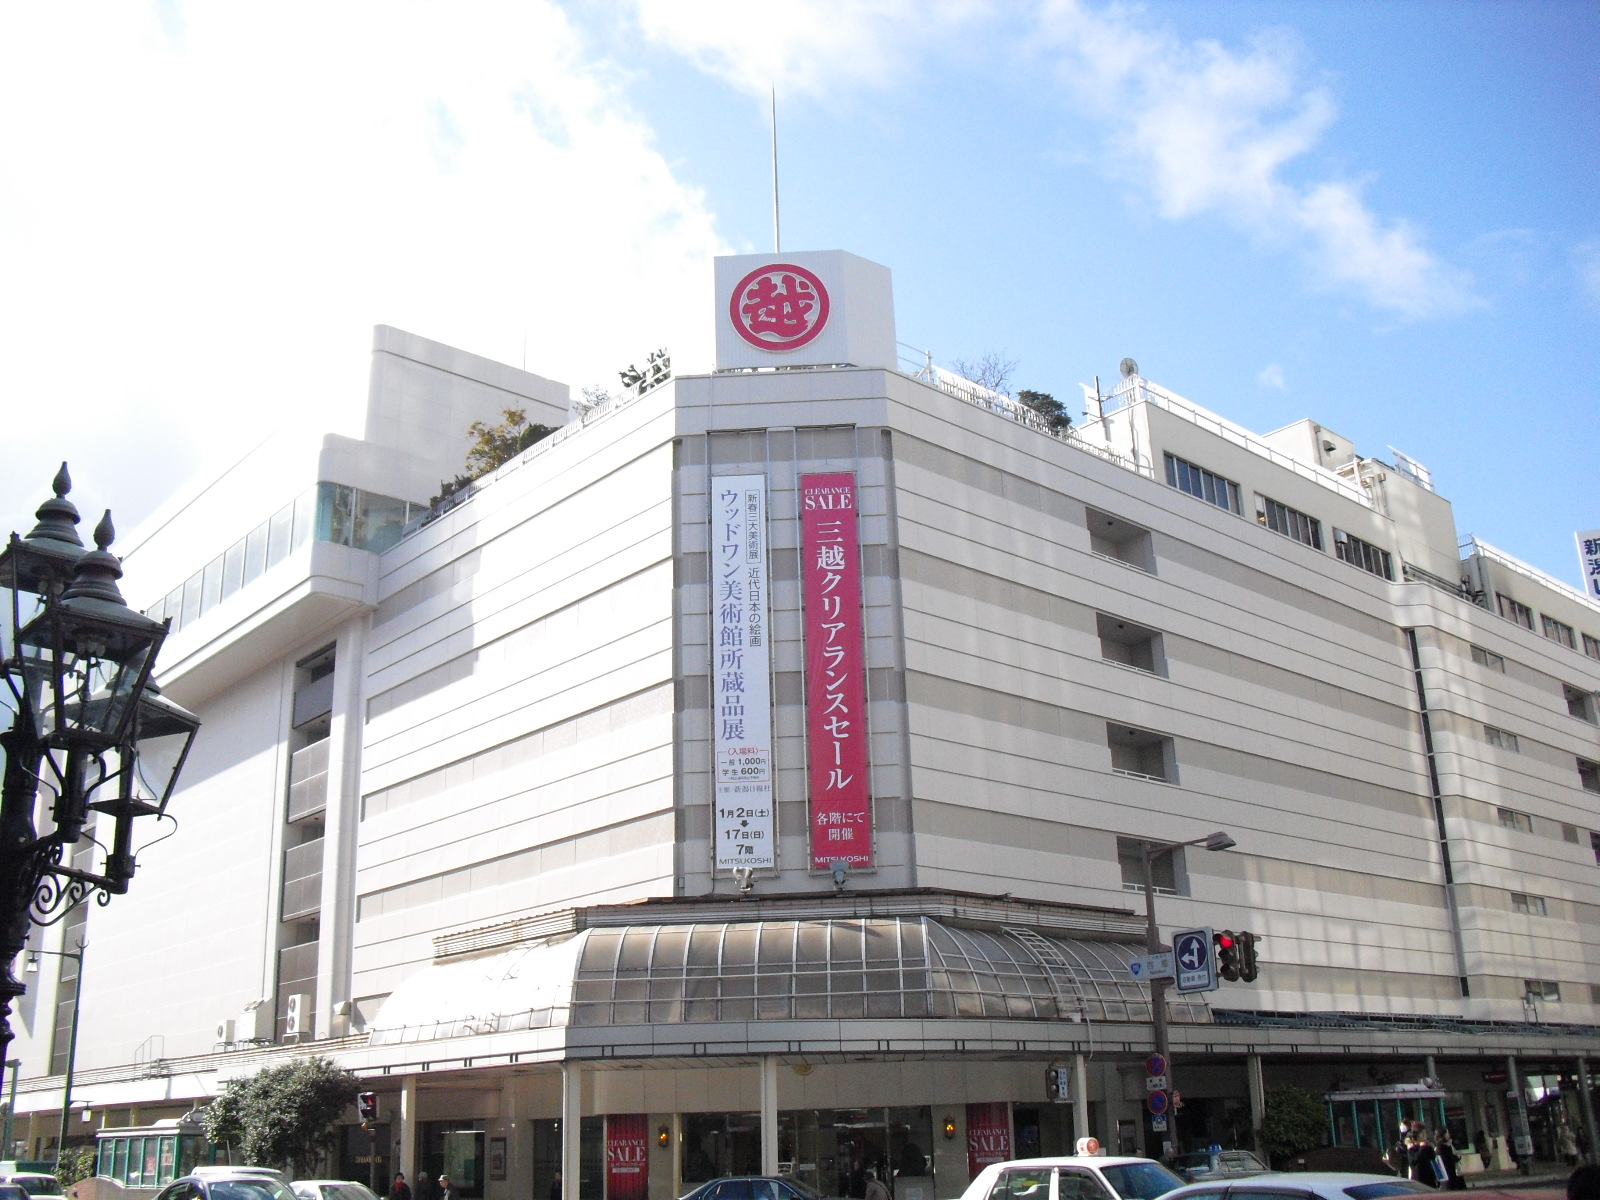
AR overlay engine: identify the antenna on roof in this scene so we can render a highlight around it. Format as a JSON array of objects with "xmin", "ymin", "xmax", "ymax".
[
  {"xmin": 1119, "ymin": 357, "xmax": 1139, "ymax": 379},
  {"xmin": 771, "ymin": 88, "xmax": 781, "ymax": 253}
]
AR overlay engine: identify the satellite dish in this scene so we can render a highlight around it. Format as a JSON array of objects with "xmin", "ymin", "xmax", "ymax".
[{"xmin": 1119, "ymin": 358, "xmax": 1139, "ymax": 379}]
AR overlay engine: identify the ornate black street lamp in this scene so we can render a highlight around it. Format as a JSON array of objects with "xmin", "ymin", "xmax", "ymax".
[{"xmin": 0, "ymin": 466, "xmax": 200, "ymax": 1101}]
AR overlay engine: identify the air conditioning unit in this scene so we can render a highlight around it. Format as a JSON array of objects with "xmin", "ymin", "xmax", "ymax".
[
  {"xmin": 285, "ymin": 993, "xmax": 313, "ymax": 1037},
  {"xmin": 215, "ymin": 1018, "xmax": 236, "ymax": 1044},
  {"xmin": 240, "ymin": 999, "xmax": 275, "ymax": 1042}
]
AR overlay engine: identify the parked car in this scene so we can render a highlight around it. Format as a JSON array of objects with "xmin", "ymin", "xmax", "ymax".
[
  {"xmin": 958, "ymin": 1156, "xmax": 1188, "ymax": 1200},
  {"xmin": 0, "ymin": 1174, "xmax": 65, "ymax": 1200},
  {"xmin": 1169, "ymin": 1151, "xmax": 1269, "ymax": 1183},
  {"xmin": 678, "ymin": 1177, "xmax": 823, "ymax": 1200},
  {"xmin": 291, "ymin": 1181, "xmax": 382, "ymax": 1200},
  {"xmin": 1157, "ymin": 1173, "xmax": 1432, "ymax": 1200},
  {"xmin": 0, "ymin": 1183, "xmax": 29, "ymax": 1200},
  {"xmin": 153, "ymin": 1169, "xmax": 299, "ymax": 1200}
]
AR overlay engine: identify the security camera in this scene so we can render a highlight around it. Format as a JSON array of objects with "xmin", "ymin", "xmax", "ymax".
[
  {"xmin": 830, "ymin": 860, "xmax": 850, "ymax": 892},
  {"xmin": 732, "ymin": 866, "xmax": 755, "ymax": 895}
]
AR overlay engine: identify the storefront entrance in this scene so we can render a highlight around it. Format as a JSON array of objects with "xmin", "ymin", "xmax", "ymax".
[{"xmin": 777, "ymin": 1108, "xmax": 935, "ymax": 1200}]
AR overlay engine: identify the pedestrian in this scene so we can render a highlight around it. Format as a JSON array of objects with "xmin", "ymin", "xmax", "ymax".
[
  {"xmin": 1561, "ymin": 1124, "xmax": 1580, "ymax": 1167},
  {"xmin": 864, "ymin": 1169, "xmax": 891, "ymax": 1200},
  {"xmin": 1405, "ymin": 1131, "xmax": 1439, "ymax": 1188},
  {"xmin": 549, "ymin": 1172, "xmax": 562, "ymax": 1200},
  {"xmin": 416, "ymin": 1174, "xmax": 439, "ymax": 1200},
  {"xmin": 391, "ymin": 1173, "xmax": 413, "ymax": 1200},
  {"xmin": 1433, "ymin": 1131, "xmax": 1463, "ymax": 1191},
  {"xmin": 439, "ymin": 1175, "xmax": 460, "ymax": 1200}
]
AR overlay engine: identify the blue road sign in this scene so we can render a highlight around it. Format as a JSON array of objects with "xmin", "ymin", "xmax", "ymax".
[{"xmin": 1173, "ymin": 926, "xmax": 1217, "ymax": 993}]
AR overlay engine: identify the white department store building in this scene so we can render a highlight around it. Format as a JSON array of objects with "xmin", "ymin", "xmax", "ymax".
[{"xmin": 8, "ymin": 250, "xmax": 1600, "ymax": 1197}]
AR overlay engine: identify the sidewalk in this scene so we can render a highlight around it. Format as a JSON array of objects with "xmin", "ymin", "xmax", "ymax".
[{"xmin": 1464, "ymin": 1161, "xmax": 1572, "ymax": 1190}]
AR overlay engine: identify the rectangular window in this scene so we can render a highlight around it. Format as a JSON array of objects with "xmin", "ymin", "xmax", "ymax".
[
  {"xmin": 1086, "ymin": 507, "xmax": 1156, "ymax": 573},
  {"xmin": 1497, "ymin": 806, "xmax": 1533, "ymax": 833},
  {"xmin": 1524, "ymin": 979, "xmax": 1561, "ymax": 1002},
  {"xmin": 221, "ymin": 539, "xmax": 245, "ymax": 602},
  {"xmin": 1565, "ymin": 684, "xmax": 1597, "ymax": 723},
  {"xmin": 1542, "ymin": 614, "xmax": 1577, "ymax": 650},
  {"xmin": 1106, "ymin": 723, "xmax": 1176, "ymax": 784},
  {"xmin": 1483, "ymin": 724, "xmax": 1520, "ymax": 752},
  {"xmin": 1511, "ymin": 892, "xmax": 1547, "ymax": 916},
  {"xmin": 1563, "ymin": 823, "xmax": 1580, "ymax": 844},
  {"xmin": 1497, "ymin": 593, "xmax": 1535, "ymax": 629},
  {"xmin": 1332, "ymin": 529, "xmax": 1394, "ymax": 580},
  {"xmin": 1592, "ymin": 830, "xmax": 1600, "ymax": 865},
  {"xmin": 1470, "ymin": 644, "xmax": 1506, "ymax": 672},
  {"xmin": 242, "ymin": 520, "xmax": 269, "ymax": 585},
  {"xmin": 200, "ymin": 554, "xmax": 224, "ymax": 618},
  {"xmin": 1255, "ymin": 494, "xmax": 1322, "ymax": 549},
  {"xmin": 1584, "ymin": 633, "xmax": 1600, "ymax": 660},
  {"xmin": 1579, "ymin": 759, "xmax": 1600, "ymax": 794},
  {"xmin": 1592, "ymin": 983, "xmax": 1600, "ymax": 1005},
  {"xmin": 1097, "ymin": 613, "xmax": 1165, "ymax": 675},
  {"xmin": 1116, "ymin": 836, "xmax": 1186, "ymax": 895},
  {"xmin": 1164, "ymin": 453, "xmax": 1242, "ymax": 515}
]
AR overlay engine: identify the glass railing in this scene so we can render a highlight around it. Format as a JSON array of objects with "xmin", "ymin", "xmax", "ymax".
[{"xmin": 143, "ymin": 482, "xmax": 422, "ymax": 634}]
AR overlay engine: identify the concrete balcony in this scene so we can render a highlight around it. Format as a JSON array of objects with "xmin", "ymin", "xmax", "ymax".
[{"xmin": 287, "ymin": 739, "xmax": 330, "ymax": 822}]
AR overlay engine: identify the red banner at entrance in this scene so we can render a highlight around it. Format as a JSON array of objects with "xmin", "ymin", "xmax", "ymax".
[
  {"xmin": 966, "ymin": 1103, "xmax": 1012, "ymax": 1177},
  {"xmin": 605, "ymin": 1114, "xmax": 649, "ymax": 1200},
  {"xmin": 801, "ymin": 472, "xmax": 873, "ymax": 869}
]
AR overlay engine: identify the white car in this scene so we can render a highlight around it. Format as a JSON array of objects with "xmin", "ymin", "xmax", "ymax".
[
  {"xmin": 1156, "ymin": 1173, "xmax": 1432, "ymax": 1200},
  {"xmin": 958, "ymin": 1157, "xmax": 1188, "ymax": 1200},
  {"xmin": 290, "ymin": 1182, "xmax": 382, "ymax": 1200},
  {"xmin": 0, "ymin": 1175, "xmax": 65, "ymax": 1200}
]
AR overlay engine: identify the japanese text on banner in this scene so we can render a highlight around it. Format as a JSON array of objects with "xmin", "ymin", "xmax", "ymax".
[
  {"xmin": 710, "ymin": 475, "xmax": 775, "ymax": 869},
  {"xmin": 800, "ymin": 472, "xmax": 873, "ymax": 869}
]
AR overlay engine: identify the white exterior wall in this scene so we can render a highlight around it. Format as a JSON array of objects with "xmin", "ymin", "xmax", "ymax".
[
  {"xmin": 65, "ymin": 659, "xmax": 293, "ymax": 1066},
  {"xmin": 351, "ymin": 392, "xmax": 680, "ymax": 1007}
]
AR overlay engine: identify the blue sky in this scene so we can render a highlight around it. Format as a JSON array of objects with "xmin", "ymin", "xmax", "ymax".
[{"xmin": 2, "ymin": 1, "xmax": 1595, "ymax": 584}]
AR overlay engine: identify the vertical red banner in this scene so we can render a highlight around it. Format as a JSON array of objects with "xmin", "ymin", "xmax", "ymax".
[
  {"xmin": 801, "ymin": 472, "xmax": 873, "ymax": 869},
  {"xmin": 965, "ymin": 1103, "xmax": 1012, "ymax": 1178},
  {"xmin": 605, "ymin": 1114, "xmax": 649, "ymax": 1200}
]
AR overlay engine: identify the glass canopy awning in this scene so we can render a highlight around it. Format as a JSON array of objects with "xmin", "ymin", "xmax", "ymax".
[{"xmin": 367, "ymin": 916, "xmax": 1209, "ymax": 1046}]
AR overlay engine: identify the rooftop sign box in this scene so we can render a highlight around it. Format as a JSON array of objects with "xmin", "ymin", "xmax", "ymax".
[{"xmin": 715, "ymin": 250, "xmax": 897, "ymax": 372}]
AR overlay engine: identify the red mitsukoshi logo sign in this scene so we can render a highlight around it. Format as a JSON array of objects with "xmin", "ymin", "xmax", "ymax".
[{"xmin": 730, "ymin": 263, "xmax": 830, "ymax": 351}]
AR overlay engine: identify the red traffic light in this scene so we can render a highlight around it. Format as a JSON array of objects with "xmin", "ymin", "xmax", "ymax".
[{"xmin": 1214, "ymin": 930, "xmax": 1241, "ymax": 981}]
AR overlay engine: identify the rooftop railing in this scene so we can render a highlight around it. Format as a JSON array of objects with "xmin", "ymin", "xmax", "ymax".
[
  {"xmin": 1103, "ymin": 375, "xmax": 1375, "ymax": 508},
  {"xmin": 1461, "ymin": 534, "xmax": 1600, "ymax": 616},
  {"xmin": 896, "ymin": 344, "xmax": 1140, "ymax": 474}
]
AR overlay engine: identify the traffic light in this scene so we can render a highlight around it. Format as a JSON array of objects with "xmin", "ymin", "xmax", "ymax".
[
  {"xmin": 1214, "ymin": 930, "xmax": 1241, "ymax": 981},
  {"xmin": 358, "ymin": 1092, "xmax": 378, "ymax": 1125},
  {"xmin": 1237, "ymin": 930, "xmax": 1259, "ymax": 982}
]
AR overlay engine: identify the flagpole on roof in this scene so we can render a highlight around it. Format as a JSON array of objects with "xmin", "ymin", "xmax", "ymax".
[{"xmin": 771, "ymin": 87, "xmax": 781, "ymax": 253}]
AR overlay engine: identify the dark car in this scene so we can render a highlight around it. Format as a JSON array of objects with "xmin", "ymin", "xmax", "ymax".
[
  {"xmin": 678, "ymin": 1178, "xmax": 823, "ymax": 1200},
  {"xmin": 154, "ymin": 1173, "xmax": 300, "ymax": 1200}
]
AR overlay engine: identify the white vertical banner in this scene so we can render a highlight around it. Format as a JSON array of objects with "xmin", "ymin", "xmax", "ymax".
[
  {"xmin": 1578, "ymin": 529, "xmax": 1600, "ymax": 600},
  {"xmin": 710, "ymin": 475, "xmax": 776, "ymax": 869}
]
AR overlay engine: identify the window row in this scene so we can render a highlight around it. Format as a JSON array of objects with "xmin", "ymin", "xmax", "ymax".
[
  {"xmin": 1469, "ymin": 645, "xmax": 1596, "ymax": 727},
  {"xmin": 1162, "ymin": 453, "xmax": 1393, "ymax": 580},
  {"xmin": 1496, "ymin": 592, "xmax": 1600, "ymax": 663},
  {"xmin": 143, "ymin": 482, "xmax": 421, "ymax": 635}
]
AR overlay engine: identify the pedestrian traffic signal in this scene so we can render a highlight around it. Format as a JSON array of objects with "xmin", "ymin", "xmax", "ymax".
[
  {"xmin": 1237, "ymin": 930, "xmax": 1259, "ymax": 982},
  {"xmin": 358, "ymin": 1091, "xmax": 378, "ymax": 1125},
  {"xmin": 1214, "ymin": 930, "xmax": 1241, "ymax": 981}
]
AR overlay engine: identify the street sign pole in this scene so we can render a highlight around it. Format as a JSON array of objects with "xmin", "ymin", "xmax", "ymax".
[{"xmin": 1141, "ymin": 852, "xmax": 1176, "ymax": 1154}]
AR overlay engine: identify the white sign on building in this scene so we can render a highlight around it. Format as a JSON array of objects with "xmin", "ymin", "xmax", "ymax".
[
  {"xmin": 1577, "ymin": 529, "xmax": 1600, "ymax": 600},
  {"xmin": 714, "ymin": 250, "xmax": 897, "ymax": 372},
  {"xmin": 710, "ymin": 475, "xmax": 776, "ymax": 869}
]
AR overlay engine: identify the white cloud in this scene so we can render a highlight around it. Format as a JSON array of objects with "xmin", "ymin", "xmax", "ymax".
[
  {"xmin": 0, "ymin": 1, "xmax": 728, "ymax": 536},
  {"xmin": 627, "ymin": 0, "xmax": 988, "ymax": 100},
  {"xmin": 629, "ymin": 0, "xmax": 1476, "ymax": 319},
  {"xmin": 1031, "ymin": 0, "xmax": 1476, "ymax": 318},
  {"xmin": 1257, "ymin": 364, "xmax": 1285, "ymax": 390}
]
